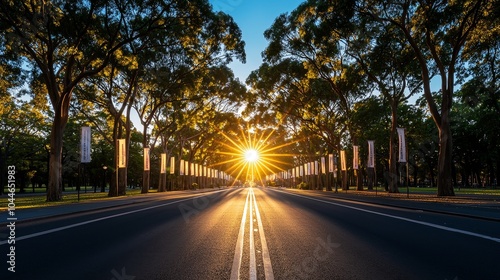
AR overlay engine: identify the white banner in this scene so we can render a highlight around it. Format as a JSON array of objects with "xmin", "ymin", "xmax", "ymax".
[
  {"xmin": 328, "ymin": 154, "xmax": 334, "ymax": 172},
  {"xmin": 321, "ymin": 157, "xmax": 326, "ymax": 174},
  {"xmin": 160, "ymin": 153, "xmax": 167, "ymax": 174},
  {"xmin": 314, "ymin": 161, "xmax": 319, "ymax": 175},
  {"xmin": 80, "ymin": 127, "xmax": 91, "ymax": 163},
  {"xmin": 170, "ymin": 157, "xmax": 175, "ymax": 174},
  {"xmin": 397, "ymin": 128, "xmax": 407, "ymax": 163},
  {"xmin": 353, "ymin": 145, "xmax": 359, "ymax": 170},
  {"xmin": 340, "ymin": 150, "xmax": 347, "ymax": 171},
  {"xmin": 367, "ymin": 141, "xmax": 375, "ymax": 168},
  {"xmin": 117, "ymin": 139, "xmax": 126, "ymax": 168},
  {"xmin": 144, "ymin": 148, "xmax": 150, "ymax": 171},
  {"xmin": 180, "ymin": 160, "xmax": 185, "ymax": 175}
]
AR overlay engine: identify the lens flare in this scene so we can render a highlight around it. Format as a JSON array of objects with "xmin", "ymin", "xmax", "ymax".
[{"xmin": 211, "ymin": 123, "xmax": 299, "ymax": 186}]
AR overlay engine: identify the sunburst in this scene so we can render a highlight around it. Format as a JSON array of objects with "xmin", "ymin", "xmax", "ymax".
[{"xmin": 211, "ymin": 123, "xmax": 298, "ymax": 186}]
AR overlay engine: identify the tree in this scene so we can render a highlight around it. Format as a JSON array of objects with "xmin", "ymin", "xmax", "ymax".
[
  {"xmin": 359, "ymin": 0, "xmax": 497, "ymax": 196},
  {"xmin": 258, "ymin": 1, "xmax": 369, "ymax": 190},
  {"xmin": 0, "ymin": 0, "xmax": 181, "ymax": 201},
  {"xmin": 0, "ymin": 94, "xmax": 50, "ymax": 194}
]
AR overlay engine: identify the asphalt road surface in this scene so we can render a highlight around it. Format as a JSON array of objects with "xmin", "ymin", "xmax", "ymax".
[{"xmin": 2, "ymin": 187, "xmax": 499, "ymax": 280}]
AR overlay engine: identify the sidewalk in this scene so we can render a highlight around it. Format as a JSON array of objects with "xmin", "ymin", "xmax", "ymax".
[
  {"xmin": 0, "ymin": 188, "xmax": 225, "ymax": 225},
  {"xmin": 282, "ymin": 188, "xmax": 500, "ymax": 222}
]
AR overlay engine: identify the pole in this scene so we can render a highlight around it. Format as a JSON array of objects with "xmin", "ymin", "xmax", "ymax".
[
  {"xmin": 78, "ymin": 163, "xmax": 81, "ymax": 202},
  {"xmin": 406, "ymin": 163, "xmax": 409, "ymax": 198}
]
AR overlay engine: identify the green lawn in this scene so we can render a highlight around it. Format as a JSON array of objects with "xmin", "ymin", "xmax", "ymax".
[
  {"xmin": 0, "ymin": 188, "xmax": 151, "ymax": 210},
  {"xmin": 406, "ymin": 186, "xmax": 500, "ymax": 195}
]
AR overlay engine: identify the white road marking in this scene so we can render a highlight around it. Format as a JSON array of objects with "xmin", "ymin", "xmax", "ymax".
[
  {"xmin": 276, "ymin": 190, "xmax": 500, "ymax": 244},
  {"xmin": 249, "ymin": 189, "xmax": 257, "ymax": 279},
  {"xmin": 0, "ymin": 190, "xmax": 227, "ymax": 246},
  {"xmin": 252, "ymin": 188, "xmax": 275, "ymax": 280},
  {"xmin": 230, "ymin": 188, "xmax": 274, "ymax": 280},
  {"xmin": 230, "ymin": 189, "xmax": 250, "ymax": 280}
]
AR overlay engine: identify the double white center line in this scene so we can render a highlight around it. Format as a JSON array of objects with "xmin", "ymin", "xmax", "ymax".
[{"xmin": 230, "ymin": 188, "xmax": 274, "ymax": 280}]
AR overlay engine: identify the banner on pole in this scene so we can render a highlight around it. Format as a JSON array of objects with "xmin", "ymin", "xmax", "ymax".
[
  {"xmin": 367, "ymin": 141, "xmax": 375, "ymax": 168},
  {"xmin": 118, "ymin": 139, "xmax": 126, "ymax": 168},
  {"xmin": 170, "ymin": 157, "xmax": 175, "ymax": 174},
  {"xmin": 321, "ymin": 157, "xmax": 326, "ymax": 174},
  {"xmin": 353, "ymin": 145, "xmax": 359, "ymax": 170},
  {"xmin": 340, "ymin": 150, "xmax": 347, "ymax": 171},
  {"xmin": 328, "ymin": 154, "xmax": 334, "ymax": 172},
  {"xmin": 397, "ymin": 128, "xmax": 407, "ymax": 163},
  {"xmin": 80, "ymin": 127, "xmax": 91, "ymax": 163},
  {"xmin": 144, "ymin": 148, "xmax": 150, "ymax": 171},
  {"xmin": 160, "ymin": 153, "xmax": 167, "ymax": 174}
]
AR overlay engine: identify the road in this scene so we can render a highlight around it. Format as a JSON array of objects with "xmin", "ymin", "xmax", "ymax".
[{"xmin": 2, "ymin": 187, "xmax": 499, "ymax": 279}]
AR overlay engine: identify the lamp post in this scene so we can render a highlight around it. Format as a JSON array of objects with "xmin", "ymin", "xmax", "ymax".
[{"xmin": 102, "ymin": 166, "xmax": 107, "ymax": 192}]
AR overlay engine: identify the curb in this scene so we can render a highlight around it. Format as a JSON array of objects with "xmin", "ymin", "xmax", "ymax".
[
  {"xmin": 278, "ymin": 188, "xmax": 500, "ymax": 222},
  {"xmin": 0, "ymin": 188, "xmax": 228, "ymax": 226}
]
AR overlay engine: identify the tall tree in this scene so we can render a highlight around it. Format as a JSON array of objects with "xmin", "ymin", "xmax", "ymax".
[
  {"xmin": 359, "ymin": 0, "xmax": 497, "ymax": 196},
  {"xmin": 0, "ymin": 0, "xmax": 184, "ymax": 201},
  {"xmin": 260, "ymin": 2, "xmax": 367, "ymax": 190}
]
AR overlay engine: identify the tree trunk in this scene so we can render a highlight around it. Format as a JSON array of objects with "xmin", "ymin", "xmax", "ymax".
[
  {"xmin": 47, "ymin": 98, "xmax": 70, "ymax": 201},
  {"xmin": 159, "ymin": 172, "xmax": 167, "ymax": 192},
  {"xmin": 119, "ymin": 168, "xmax": 127, "ymax": 195},
  {"xmin": 437, "ymin": 117, "xmax": 455, "ymax": 196},
  {"xmin": 341, "ymin": 170, "xmax": 348, "ymax": 190},
  {"xmin": 142, "ymin": 170, "xmax": 150, "ymax": 193},
  {"xmin": 356, "ymin": 169, "xmax": 363, "ymax": 191}
]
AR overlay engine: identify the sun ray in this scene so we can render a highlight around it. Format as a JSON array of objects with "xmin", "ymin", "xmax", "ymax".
[{"xmin": 209, "ymin": 119, "xmax": 305, "ymax": 186}]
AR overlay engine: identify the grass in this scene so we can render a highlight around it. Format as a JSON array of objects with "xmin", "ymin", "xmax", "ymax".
[
  {"xmin": 406, "ymin": 186, "xmax": 500, "ymax": 195},
  {"xmin": 0, "ymin": 188, "xmax": 154, "ymax": 210},
  {"xmin": 336, "ymin": 185, "xmax": 500, "ymax": 196}
]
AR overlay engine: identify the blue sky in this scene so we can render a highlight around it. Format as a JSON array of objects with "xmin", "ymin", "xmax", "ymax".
[{"xmin": 209, "ymin": 0, "xmax": 305, "ymax": 83}]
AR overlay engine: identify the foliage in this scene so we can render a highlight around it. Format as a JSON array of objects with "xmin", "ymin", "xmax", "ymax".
[{"xmin": 297, "ymin": 182, "xmax": 309, "ymax": 190}]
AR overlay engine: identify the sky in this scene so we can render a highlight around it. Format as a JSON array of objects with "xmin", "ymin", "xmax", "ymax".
[{"xmin": 209, "ymin": 0, "xmax": 305, "ymax": 84}]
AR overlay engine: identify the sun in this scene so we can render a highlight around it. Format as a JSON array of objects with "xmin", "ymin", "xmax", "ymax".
[
  {"xmin": 211, "ymin": 123, "xmax": 298, "ymax": 186},
  {"xmin": 244, "ymin": 149, "xmax": 260, "ymax": 163}
]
